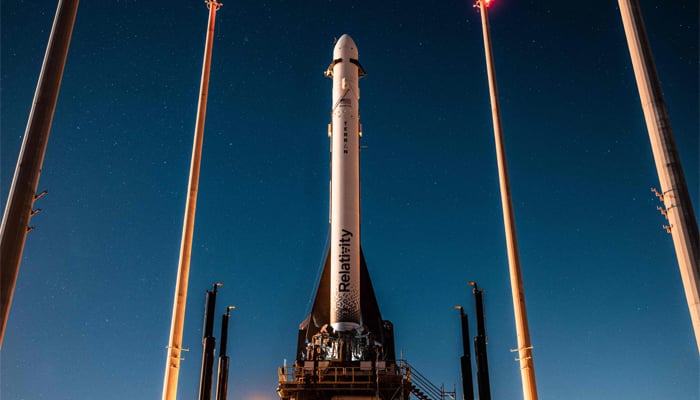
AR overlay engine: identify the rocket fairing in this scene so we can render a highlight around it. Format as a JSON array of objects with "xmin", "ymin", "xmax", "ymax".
[{"xmin": 326, "ymin": 34, "xmax": 366, "ymax": 332}]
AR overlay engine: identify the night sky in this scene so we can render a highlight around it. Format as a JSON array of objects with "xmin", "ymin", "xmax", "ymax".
[{"xmin": 1, "ymin": 1, "xmax": 698, "ymax": 399}]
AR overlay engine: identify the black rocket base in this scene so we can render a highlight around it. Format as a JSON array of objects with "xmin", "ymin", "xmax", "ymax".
[{"xmin": 276, "ymin": 250, "xmax": 410, "ymax": 400}]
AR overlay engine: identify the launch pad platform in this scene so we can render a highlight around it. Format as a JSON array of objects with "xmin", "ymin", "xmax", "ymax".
[
  {"xmin": 277, "ymin": 360, "xmax": 408, "ymax": 400},
  {"xmin": 277, "ymin": 359, "xmax": 454, "ymax": 400}
]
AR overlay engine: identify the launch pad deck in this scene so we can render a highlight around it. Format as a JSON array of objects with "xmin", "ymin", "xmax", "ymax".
[{"xmin": 277, "ymin": 361, "xmax": 410, "ymax": 400}]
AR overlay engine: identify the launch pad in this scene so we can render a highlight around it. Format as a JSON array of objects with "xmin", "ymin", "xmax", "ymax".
[{"xmin": 277, "ymin": 359, "xmax": 410, "ymax": 400}]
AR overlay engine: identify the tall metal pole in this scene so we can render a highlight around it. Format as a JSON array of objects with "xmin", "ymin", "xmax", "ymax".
[
  {"xmin": 199, "ymin": 283, "xmax": 222, "ymax": 400},
  {"xmin": 618, "ymin": 0, "xmax": 700, "ymax": 353},
  {"xmin": 474, "ymin": 1, "xmax": 538, "ymax": 398},
  {"xmin": 455, "ymin": 306, "xmax": 474, "ymax": 400},
  {"xmin": 0, "ymin": 0, "xmax": 79, "ymax": 348},
  {"xmin": 215, "ymin": 306, "xmax": 234, "ymax": 400},
  {"xmin": 162, "ymin": 2, "xmax": 222, "ymax": 398},
  {"xmin": 469, "ymin": 282, "xmax": 491, "ymax": 400}
]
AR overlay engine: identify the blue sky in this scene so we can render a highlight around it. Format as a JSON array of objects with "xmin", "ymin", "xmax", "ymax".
[{"xmin": 1, "ymin": 1, "xmax": 698, "ymax": 399}]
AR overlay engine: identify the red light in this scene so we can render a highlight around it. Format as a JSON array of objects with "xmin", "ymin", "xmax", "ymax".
[{"xmin": 474, "ymin": 0, "xmax": 493, "ymax": 8}]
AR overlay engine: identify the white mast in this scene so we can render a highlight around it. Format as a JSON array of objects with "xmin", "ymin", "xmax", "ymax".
[
  {"xmin": 474, "ymin": 1, "xmax": 539, "ymax": 399},
  {"xmin": 162, "ymin": 2, "xmax": 222, "ymax": 398},
  {"xmin": 618, "ymin": 0, "xmax": 700, "ymax": 353}
]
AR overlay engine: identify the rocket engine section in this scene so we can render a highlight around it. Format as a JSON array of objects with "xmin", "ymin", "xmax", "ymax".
[{"xmin": 326, "ymin": 35, "xmax": 366, "ymax": 332}]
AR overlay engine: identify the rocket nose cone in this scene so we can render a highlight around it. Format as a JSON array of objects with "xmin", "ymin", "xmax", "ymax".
[{"xmin": 333, "ymin": 34, "xmax": 359, "ymax": 60}]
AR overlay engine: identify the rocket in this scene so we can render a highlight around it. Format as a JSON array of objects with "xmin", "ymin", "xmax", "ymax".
[
  {"xmin": 325, "ymin": 34, "xmax": 366, "ymax": 332},
  {"xmin": 291, "ymin": 34, "xmax": 395, "ymax": 365}
]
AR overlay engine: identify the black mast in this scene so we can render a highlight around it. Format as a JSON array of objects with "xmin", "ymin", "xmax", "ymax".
[
  {"xmin": 456, "ymin": 306, "xmax": 474, "ymax": 400},
  {"xmin": 199, "ymin": 283, "xmax": 222, "ymax": 400},
  {"xmin": 470, "ymin": 282, "xmax": 491, "ymax": 400},
  {"xmin": 216, "ymin": 306, "xmax": 234, "ymax": 400}
]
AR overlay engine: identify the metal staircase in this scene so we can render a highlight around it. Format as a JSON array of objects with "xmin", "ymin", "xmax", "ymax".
[{"xmin": 403, "ymin": 361, "xmax": 456, "ymax": 400}]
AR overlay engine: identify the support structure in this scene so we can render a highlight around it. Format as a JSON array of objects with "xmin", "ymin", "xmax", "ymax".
[
  {"xmin": 469, "ymin": 283, "xmax": 491, "ymax": 400},
  {"xmin": 162, "ymin": 2, "xmax": 222, "ymax": 398},
  {"xmin": 199, "ymin": 283, "xmax": 222, "ymax": 400},
  {"xmin": 455, "ymin": 306, "xmax": 474, "ymax": 400},
  {"xmin": 474, "ymin": 1, "xmax": 538, "ymax": 399},
  {"xmin": 215, "ymin": 306, "xmax": 235, "ymax": 400},
  {"xmin": 618, "ymin": 0, "xmax": 700, "ymax": 353},
  {"xmin": 0, "ymin": 0, "xmax": 79, "ymax": 348}
]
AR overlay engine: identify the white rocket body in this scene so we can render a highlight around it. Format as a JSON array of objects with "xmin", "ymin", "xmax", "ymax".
[{"xmin": 327, "ymin": 35, "xmax": 364, "ymax": 332}]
